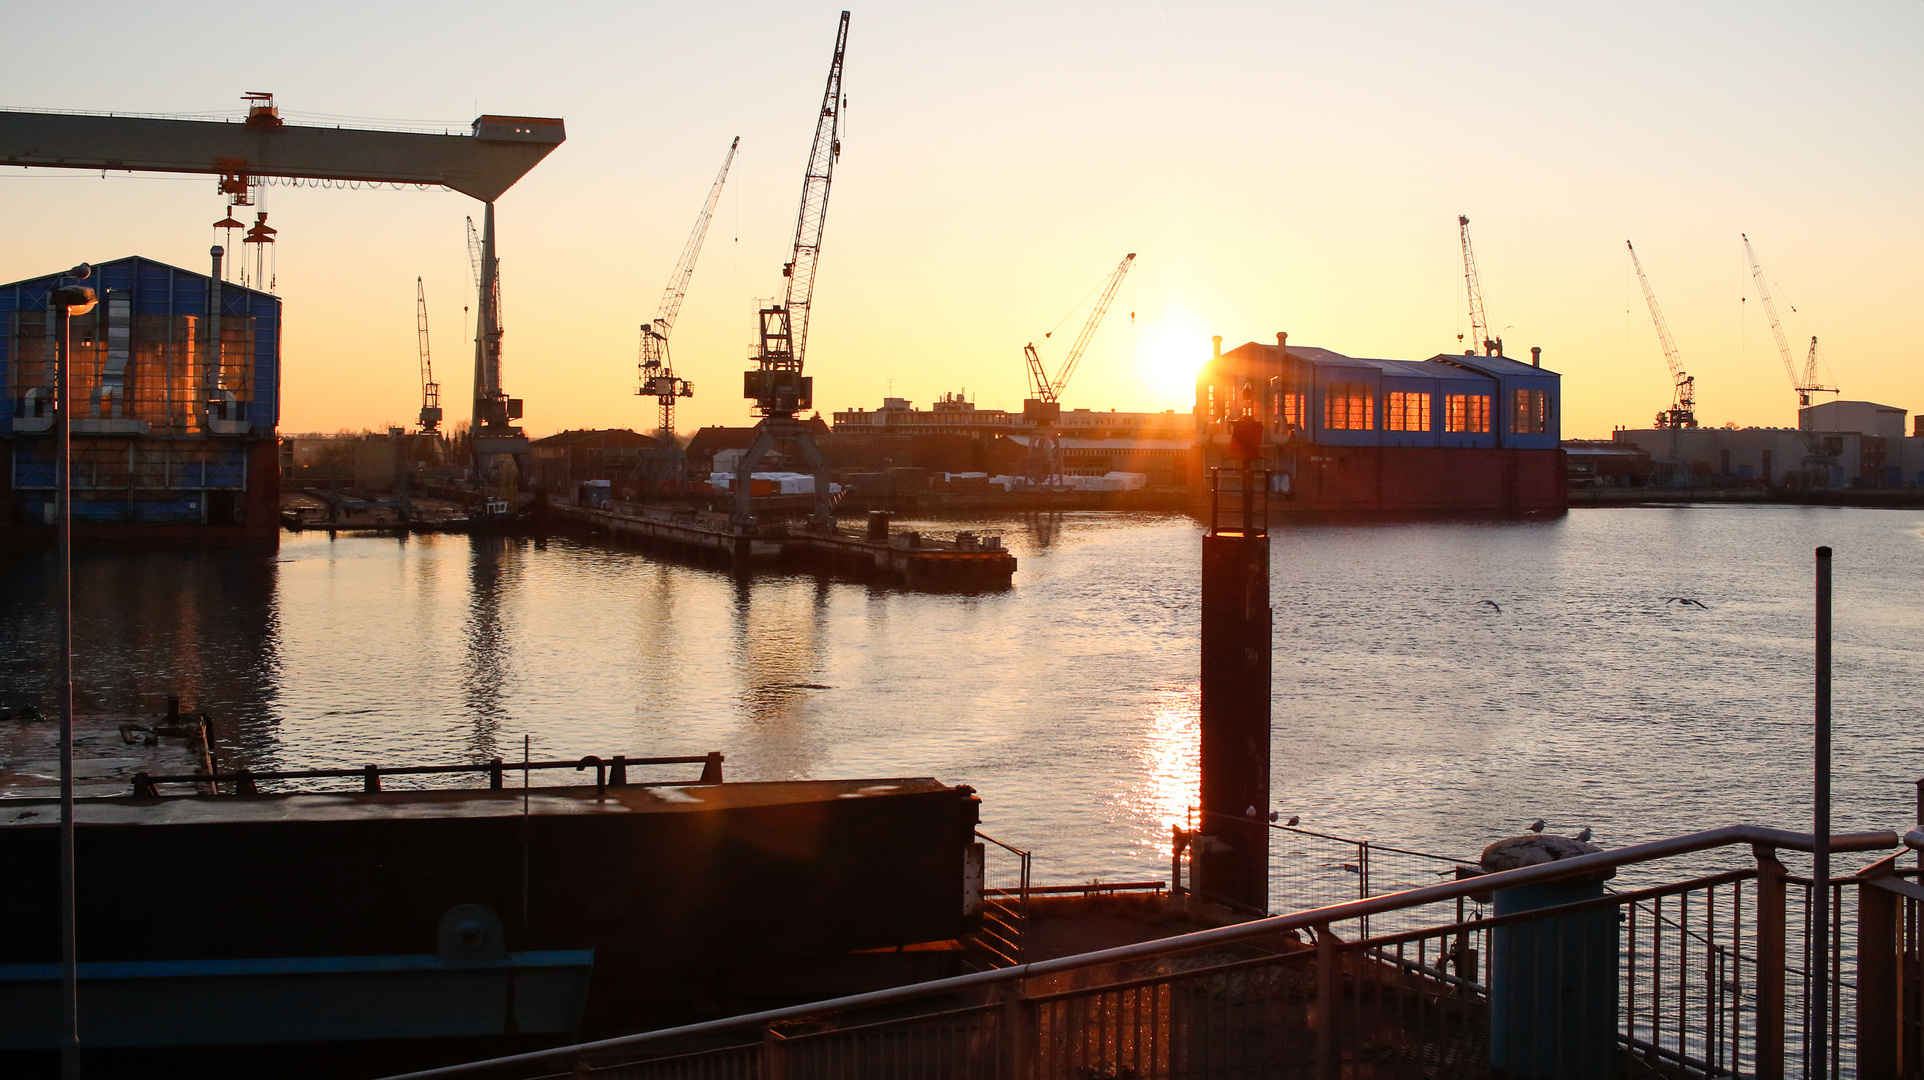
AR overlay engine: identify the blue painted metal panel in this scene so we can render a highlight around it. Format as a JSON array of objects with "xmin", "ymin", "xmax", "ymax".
[{"xmin": 0, "ymin": 949, "xmax": 594, "ymax": 1048}]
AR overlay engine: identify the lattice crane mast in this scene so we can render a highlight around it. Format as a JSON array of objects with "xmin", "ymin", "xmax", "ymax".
[
  {"xmin": 1626, "ymin": 240, "xmax": 1697, "ymax": 429},
  {"xmin": 637, "ymin": 137, "xmax": 738, "ymax": 436},
  {"xmin": 415, "ymin": 276, "xmax": 441, "ymax": 433},
  {"xmin": 745, "ymin": 10, "xmax": 848, "ymax": 419},
  {"xmin": 1742, "ymin": 234, "xmax": 1836, "ymax": 409},
  {"xmin": 1023, "ymin": 253, "xmax": 1137, "ymax": 404},
  {"xmin": 1458, "ymin": 215, "xmax": 1499, "ymax": 356}
]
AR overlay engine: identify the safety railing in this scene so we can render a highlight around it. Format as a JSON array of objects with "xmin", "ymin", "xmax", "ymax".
[
  {"xmin": 130, "ymin": 752, "xmax": 724, "ymax": 797},
  {"xmin": 969, "ymin": 831, "xmax": 1032, "ymax": 971},
  {"xmin": 378, "ymin": 822, "xmax": 1906, "ymax": 1080}
]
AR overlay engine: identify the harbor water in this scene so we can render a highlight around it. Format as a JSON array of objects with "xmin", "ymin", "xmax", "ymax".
[{"xmin": 2, "ymin": 506, "xmax": 1920, "ymax": 897}]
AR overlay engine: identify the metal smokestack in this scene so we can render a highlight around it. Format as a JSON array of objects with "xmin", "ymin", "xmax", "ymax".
[
  {"xmin": 1276, "ymin": 332, "xmax": 1287, "ymax": 351},
  {"xmin": 210, "ymin": 245, "xmax": 223, "ymax": 281},
  {"xmin": 1531, "ymin": 346, "xmax": 1541, "ymax": 368},
  {"xmin": 1212, "ymin": 335, "xmax": 1222, "ymax": 358}
]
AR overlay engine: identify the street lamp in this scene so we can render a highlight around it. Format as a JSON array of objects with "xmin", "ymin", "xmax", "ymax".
[{"xmin": 49, "ymin": 262, "xmax": 95, "ymax": 1080}]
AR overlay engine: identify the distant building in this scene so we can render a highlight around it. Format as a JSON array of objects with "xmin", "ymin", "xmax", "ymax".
[
  {"xmin": 1612, "ymin": 399, "xmax": 1924, "ymax": 488},
  {"xmin": 1, "ymin": 254, "xmax": 281, "ymax": 540},
  {"xmin": 1195, "ymin": 334, "xmax": 1564, "ymax": 512},
  {"xmin": 1563, "ymin": 439, "xmax": 1654, "ymax": 487},
  {"xmin": 528, "ymin": 428, "xmax": 658, "ymax": 492},
  {"xmin": 828, "ymin": 392, "xmax": 1192, "ymax": 482}
]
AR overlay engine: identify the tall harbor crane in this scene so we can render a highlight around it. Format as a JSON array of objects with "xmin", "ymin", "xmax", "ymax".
[
  {"xmin": 1626, "ymin": 240, "xmax": 1697, "ymax": 430},
  {"xmin": 415, "ymin": 277, "xmax": 441, "ymax": 433},
  {"xmin": 1458, "ymin": 215, "xmax": 1500, "ymax": 356},
  {"xmin": 639, "ymin": 136, "xmax": 739, "ymax": 437},
  {"xmin": 1742, "ymin": 234, "xmax": 1837, "ymax": 409},
  {"xmin": 733, "ymin": 10, "xmax": 850, "ymax": 527},
  {"xmin": 1021, "ymin": 253, "xmax": 1136, "ymax": 484}
]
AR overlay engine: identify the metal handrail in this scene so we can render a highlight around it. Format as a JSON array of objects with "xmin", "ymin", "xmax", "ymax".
[
  {"xmin": 130, "ymin": 752, "xmax": 724, "ymax": 796},
  {"xmin": 377, "ymin": 822, "xmax": 1899, "ymax": 1080}
]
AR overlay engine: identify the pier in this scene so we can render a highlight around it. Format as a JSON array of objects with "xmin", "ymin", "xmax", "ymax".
[{"xmin": 544, "ymin": 501, "xmax": 1016, "ymax": 589}]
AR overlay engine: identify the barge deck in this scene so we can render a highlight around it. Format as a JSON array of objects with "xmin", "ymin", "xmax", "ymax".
[{"xmin": 544, "ymin": 502, "xmax": 1016, "ymax": 588}]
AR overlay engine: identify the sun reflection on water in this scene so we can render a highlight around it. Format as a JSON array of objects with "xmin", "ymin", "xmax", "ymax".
[{"xmin": 1133, "ymin": 685, "xmax": 1200, "ymax": 850}]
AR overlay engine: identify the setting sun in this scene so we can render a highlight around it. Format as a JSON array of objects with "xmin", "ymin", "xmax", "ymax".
[{"xmin": 1137, "ymin": 312, "xmax": 1210, "ymax": 407}]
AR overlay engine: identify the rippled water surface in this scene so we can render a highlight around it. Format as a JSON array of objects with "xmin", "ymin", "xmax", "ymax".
[{"xmin": 4, "ymin": 507, "xmax": 1920, "ymax": 893}]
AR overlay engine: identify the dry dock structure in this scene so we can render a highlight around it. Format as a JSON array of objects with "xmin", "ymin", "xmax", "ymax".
[{"xmin": 544, "ymin": 502, "xmax": 1016, "ymax": 589}]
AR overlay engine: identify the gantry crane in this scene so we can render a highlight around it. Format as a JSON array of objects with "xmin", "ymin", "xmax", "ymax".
[
  {"xmin": 1742, "ymin": 234, "xmax": 1837, "ymax": 410},
  {"xmin": 1021, "ymin": 253, "xmax": 1136, "ymax": 485},
  {"xmin": 733, "ymin": 10, "xmax": 850, "ymax": 528},
  {"xmin": 1626, "ymin": 241, "xmax": 1697, "ymax": 430},
  {"xmin": 639, "ymin": 136, "xmax": 739, "ymax": 437},
  {"xmin": 415, "ymin": 276, "xmax": 441, "ymax": 433},
  {"xmin": 1458, "ymin": 215, "xmax": 1500, "ymax": 356}
]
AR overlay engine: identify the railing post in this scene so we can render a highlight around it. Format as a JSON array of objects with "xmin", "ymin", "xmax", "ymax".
[
  {"xmin": 489, "ymin": 757, "xmax": 503, "ymax": 790},
  {"xmin": 998, "ymin": 987, "xmax": 1032, "ymax": 1080},
  {"xmin": 1754, "ymin": 844, "xmax": 1788, "ymax": 1080},
  {"xmin": 1856, "ymin": 857, "xmax": 1902, "ymax": 1079},
  {"xmin": 700, "ymin": 751, "xmax": 725, "ymax": 784},
  {"xmin": 362, "ymin": 764, "xmax": 381, "ymax": 793},
  {"xmin": 1316, "ymin": 923, "xmax": 1341, "ymax": 1080},
  {"xmin": 763, "ymin": 1027, "xmax": 787, "ymax": 1080}
]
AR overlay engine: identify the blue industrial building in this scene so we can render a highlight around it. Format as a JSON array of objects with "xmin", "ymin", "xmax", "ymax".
[
  {"xmin": 2, "ymin": 252, "xmax": 283, "ymax": 538},
  {"xmin": 1197, "ymin": 334, "xmax": 1565, "ymax": 511}
]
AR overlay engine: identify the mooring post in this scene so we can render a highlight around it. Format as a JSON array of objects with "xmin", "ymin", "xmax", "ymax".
[{"xmin": 1196, "ymin": 418, "xmax": 1271, "ymax": 913}]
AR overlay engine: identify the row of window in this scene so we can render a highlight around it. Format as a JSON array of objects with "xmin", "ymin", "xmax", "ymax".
[{"xmin": 1210, "ymin": 381, "xmax": 1550, "ymax": 435}]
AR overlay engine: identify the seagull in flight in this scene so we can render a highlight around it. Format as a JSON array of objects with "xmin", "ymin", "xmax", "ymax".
[
  {"xmin": 1478, "ymin": 600, "xmax": 1502, "ymax": 614},
  {"xmin": 1663, "ymin": 597, "xmax": 1709, "ymax": 609}
]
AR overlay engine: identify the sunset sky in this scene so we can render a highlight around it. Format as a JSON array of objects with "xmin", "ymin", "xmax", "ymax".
[{"xmin": 4, "ymin": 2, "xmax": 1919, "ymax": 439}]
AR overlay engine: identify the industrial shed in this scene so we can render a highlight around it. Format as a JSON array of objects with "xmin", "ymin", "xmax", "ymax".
[
  {"xmin": 1196, "ymin": 334, "xmax": 1564, "ymax": 512},
  {"xmin": 1, "ymin": 253, "xmax": 281, "ymax": 541}
]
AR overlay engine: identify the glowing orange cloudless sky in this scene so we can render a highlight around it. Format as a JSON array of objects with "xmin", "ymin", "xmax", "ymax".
[{"xmin": 5, "ymin": 2, "xmax": 1919, "ymax": 438}]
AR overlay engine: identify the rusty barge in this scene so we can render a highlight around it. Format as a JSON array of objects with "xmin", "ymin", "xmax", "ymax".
[{"xmin": 544, "ymin": 501, "xmax": 1016, "ymax": 589}]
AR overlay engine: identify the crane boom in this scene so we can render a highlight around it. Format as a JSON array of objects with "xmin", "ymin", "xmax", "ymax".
[
  {"xmin": 639, "ymin": 136, "xmax": 739, "ymax": 434},
  {"xmin": 1626, "ymin": 240, "xmax": 1696, "ymax": 429},
  {"xmin": 746, "ymin": 10, "xmax": 848, "ymax": 418},
  {"xmin": 1742, "ymin": 234, "xmax": 1837, "ymax": 409},
  {"xmin": 416, "ymin": 276, "xmax": 440, "ymax": 432},
  {"xmin": 1459, "ymin": 215, "xmax": 1497, "ymax": 355},
  {"xmin": 1045, "ymin": 253, "xmax": 1136, "ymax": 402}
]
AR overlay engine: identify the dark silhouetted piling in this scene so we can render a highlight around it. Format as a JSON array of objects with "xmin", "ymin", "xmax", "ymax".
[{"xmin": 1197, "ymin": 417, "xmax": 1271, "ymax": 912}]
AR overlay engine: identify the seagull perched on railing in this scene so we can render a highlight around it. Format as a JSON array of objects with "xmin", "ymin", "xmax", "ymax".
[
  {"xmin": 1663, "ymin": 597, "xmax": 1709, "ymax": 609},
  {"xmin": 1285, "ymin": 815, "xmax": 1299, "ymax": 827},
  {"xmin": 1576, "ymin": 826, "xmax": 1593, "ymax": 842},
  {"xmin": 1527, "ymin": 819, "xmax": 1546, "ymax": 833}
]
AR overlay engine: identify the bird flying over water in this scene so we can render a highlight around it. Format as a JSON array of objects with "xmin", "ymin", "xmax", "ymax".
[
  {"xmin": 1478, "ymin": 600, "xmax": 1502, "ymax": 614},
  {"xmin": 1527, "ymin": 819, "xmax": 1546, "ymax": 833},
  {"xmin": 1663, "ymin": 597, "xmax": 1709, "ymax": 609}
]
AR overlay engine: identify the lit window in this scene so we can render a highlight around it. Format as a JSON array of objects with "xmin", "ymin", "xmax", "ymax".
[
  {"xmin": 1323, "ymin": 384, "xmax": 1375, "ymax": 430},
  {"xmin": 1445, "ymin": 394, "xmax": 1490, "ymax": 433},
  {"xmin": 1386, "ymin": 391, "xmax": 1431, "ymax": 432},
  {"xmin": 1510, "ymin": 388, "xmax": 1550, "ymax": 434}
]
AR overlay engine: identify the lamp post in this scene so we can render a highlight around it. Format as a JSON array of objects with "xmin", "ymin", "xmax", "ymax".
[{"xmin": 50, "ymin": 263, "xmax": 95, "ymax": 1080}]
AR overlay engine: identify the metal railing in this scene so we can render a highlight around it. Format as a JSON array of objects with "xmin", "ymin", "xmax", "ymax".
[
  {"xmin": 969, "ymin": 832, "xmax": 1032, "ymax": 970},
  {"xmin": 378, "ymin": 822, "xmax": 1906, "ymax": 1080},
  {"xmin": 130, "ymin": 752, "xmax": 724, "ymax": 797}
]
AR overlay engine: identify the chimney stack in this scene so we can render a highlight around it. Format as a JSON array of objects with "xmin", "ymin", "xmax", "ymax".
[
  {"xmin": 1276, "ymin": 331, "xmax": 1288, "ymax": 352},
  {"xmin": 210, "ymin": 245, "xmax": 224, "ymax": 281},
  {"xmin": 1212, "ymin": 335, "xmax": 1222, "ymax": 358},
  {"xmin": 1531, "ymin": 346, "xmax": 1541, "ymax": 368}
]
